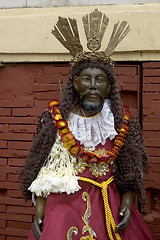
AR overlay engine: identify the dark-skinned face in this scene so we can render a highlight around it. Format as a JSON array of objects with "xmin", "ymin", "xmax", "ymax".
[{"xmin": 74, "ymin": 68, "xmax": 111, "ymax": 116}]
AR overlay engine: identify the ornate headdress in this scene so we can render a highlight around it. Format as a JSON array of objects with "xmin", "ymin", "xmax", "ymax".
[{"xmin": 52, "ymin": 9, "xmax": 130, "ymax": 69}]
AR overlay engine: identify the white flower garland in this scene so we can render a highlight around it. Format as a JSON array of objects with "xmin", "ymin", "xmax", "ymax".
[{"xmin": 28, "ymin": 134, "xmax": 80, "ymax": 198}]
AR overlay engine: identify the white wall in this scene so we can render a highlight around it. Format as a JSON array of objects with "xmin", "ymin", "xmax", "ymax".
[{"xmin": 0, "ymin": 0, "xmax": 160, "ymax": 8}]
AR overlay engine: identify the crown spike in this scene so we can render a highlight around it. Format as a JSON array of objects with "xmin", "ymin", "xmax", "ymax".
[
  {"xmin": 82, "ymin": 9, "xmax": 109, "ymax": 52},
  {"xmin": 105, "ymin": 21, "xmax": 130, "ymax": 57},
  {"xmin": 52, "ymin": 16, "xmax": 83, "ymax": 56}
]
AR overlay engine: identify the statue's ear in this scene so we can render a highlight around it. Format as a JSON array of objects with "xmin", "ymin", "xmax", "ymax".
[{"xmin": 73, "ymin": 77, "xmax": 79, "ymax": 91}]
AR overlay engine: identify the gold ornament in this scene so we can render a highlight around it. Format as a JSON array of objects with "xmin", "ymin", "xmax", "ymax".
[{"xmin": 52, "ymin": 9, "xmax": 130, "ymax": 68}]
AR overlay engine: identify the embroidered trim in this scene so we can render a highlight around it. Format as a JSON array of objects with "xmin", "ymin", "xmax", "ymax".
[
  {"xmin": 67, "ymin": 192, "xmax": 97, "ymax": 240},
  {"xmin": 74, "ymin": 157, "xmax": 109, "ymax": 177}
]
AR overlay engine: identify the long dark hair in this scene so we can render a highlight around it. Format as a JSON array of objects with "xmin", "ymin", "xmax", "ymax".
[{"xmin": 20, "ymin": 60, "xmax": 148, "ymax": 207}]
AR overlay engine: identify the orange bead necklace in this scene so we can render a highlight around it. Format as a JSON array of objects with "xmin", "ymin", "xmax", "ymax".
[{"xmin": 48, "ymin": 99, "xmax": 131, "ymax": 165}]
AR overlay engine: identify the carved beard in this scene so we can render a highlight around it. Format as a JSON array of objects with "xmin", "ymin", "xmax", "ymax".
[{"xmin": 80, "ymin": 91, "xmax": 104, "ymax": 115}]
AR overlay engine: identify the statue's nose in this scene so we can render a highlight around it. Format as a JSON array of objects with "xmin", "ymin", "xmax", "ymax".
[{"xmin": 90, "ymin": 77, "xmax": 96, "ymax": 89}]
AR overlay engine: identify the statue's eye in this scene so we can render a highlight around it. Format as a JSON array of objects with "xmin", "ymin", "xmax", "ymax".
[
  {"xmin": 82, "ymin": 76, "xmax": 90, "ymax": 82},
  {"xmin": 96, "ymin": 77, "xmax": 104, "ymax": 83}
]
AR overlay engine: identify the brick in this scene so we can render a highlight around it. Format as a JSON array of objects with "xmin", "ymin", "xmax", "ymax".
[
  {"xmin": 34, "ymin": 83, "xmax": 60, "ymax": 92},
  {"xmin": 143, "ymin": 107, "xmax": 160, "ymax": 117},
  {"xmin": 0, "ymin": 236, "xmax": 5, "ymax": 240},
  {"xmin": 34, "ymin": 91, "xmax": 60, "ymax": 100},
  {"xmin": 34, "ymin": 74, "xmax": 61, "ymax": 84},
  {"xmin": 0, "ymin": 189, "xmax": 7, "ymax": 197},
  {"xmin": 118, "ymin": 83, "xmax": 137, "ymax": 92},
  {"xmin": 7, "ymin": 221, "xmax": 31, "ymax": 230},
  {"xmin": 0, "ymin": 158, "xmax": 7, "ymax": 166},
  {"xmin": 144, "ymin": 211, "xmax": 160, "ymax": 225},
  {"xmin": 7, "ymin": 237, "xmax": 27, "ymax": 240},
  {"xmin": 146, "ymin": 172, "xmax": 160, "ymax": 183},
  {"xmin": 35, "ymin": 100, "xmax": 50, "ymax": 111},
  {"xmin": 12, "ymin": 108, "xmax": 42, "ymax": 118},
  {"xmin": 147, "ymin": 147, "xmax": 160, "ymax": 157},
  {"xmin": 143, "ymin": 123, "xmax": 160, "ymax": 131},
  {"xmin": 143, "ymin": 84, "xmax": 160, "ymax": 92},
  {"xmin": 0, "ymin": 228, "xmax": 30, "ymax": 237},
  {"xmin": 0, "ymin": 100, "xmax": 34, "ymax": 108},
  {"xmin": 8, "ymin": 158, "xmax": 25, "ymax": 167},
  {"xmin": 0, "ymin": 173, "xmax": 7, "ymax": 181},
  {"xmin": 0, "ymin": 204, "xmax": 6, "ymax": 212},
  {"xmin": 9, "ymin": 125, "xmax": 36, "ymax": 134},
  {"xmin": 0, "ymin": 149, "xmax": 28, "ymax": 158},
  {"xmin": 0, "ymin": 108, "xmax": 11, "ymax": 116},
  {"xmin": 143, "ymin": 132, "xmax": 160, "ymax": 139},
  {"xmin": 0, "ymin": 124, "xmax": 8, "ymax": 133},
  {"xmin": 0, "ymin": 220, "xmax": 6, "ymax": 228},
  {"xmin": 0, "ymin": 166, "xmax": 20, "ymax": 174},
  {"xmin": 7, "ymin": 174, "xmax": 19, "ymax": 182},
  {"xmin": 146, "ymin": 180, "xmax": 159, "ymax": 189},
  {"xmin": 0, "ymin": 197, "xmax": 32, "ymax": 207},
  {"xmin": 0, "ymin": 182, "xmax": 19, "ymax": 190},
  {"xmin": 144, "ymin": 139, "xmax": 160, "ymax": 147},
  {"xmin": 143, "ymin": 93, "xmax": 160, "ymax": 101},
  {"xmin": 143, "ymin": 69, "xmax": 160, "ymax": 77},
  {"xmin": 0, "ymin": 117, "xmax": 35, "ymax": 124},
  {"xmin": 147, "ymin": 224, "xmax": 160, "ymax": 233},
  {"xmin": 143, "ymin": 77, "xmax": 160, "ymax": 84},
  {"xmin": 8, "ymin": 141, "xmax": 32, "ymax": 151},
  {"xmin": 148, "ymin": 157, "xmax": 160, "ymax": 164},
  {"xmin": 0, "ymin": 133, "xmax": 34, "ymax": 141},
  {"xmin": 0, "ymin": 140, "xmax": 7, "ymax": 149},
  {"xmin": 143, "ymin": 62, "xmax": 160, "ymax": 68},
  {"xmin": 143, "ymin": 116, "xmax": 160, "ymax": 124},
  {"xmin": 7, "ymin": 206, "xmax": 35, "ymax": 215},
  {"xmin": 149, "ymin": 164, "xmax": 160, "ymax": 173},
  {"xmin": 117, "ymin": 75, "xmax": 138, "ymax": 84},
  {"xmin": 7, "ymin": 190, "xmax": 22, "ymax": 198},
  {"xmin": 43, "ymin": 65, "xmax": 69, "ymax": 75},
  {"xmin": 152, "ymin": 234, "xmax": 160, "ymax": 240},
  {"xmin": 143, "ymin": 101, "xmax": 160, "ymax": 110},
  {"xmin": 115, "ymin": 66, "xmax": 138, "ymax": 76}
]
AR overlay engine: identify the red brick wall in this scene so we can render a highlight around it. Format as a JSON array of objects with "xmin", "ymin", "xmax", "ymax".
[
  {"xmin": 143, "ymin": 62, "xmax": 160, "ymax": 240},
  {"xmin": 0, "ymin": 64, "xmax": 69, "ymax": 239},
  {"xmin": 0, "ymin": 63, "xmax": 159, "ymax": 239}
]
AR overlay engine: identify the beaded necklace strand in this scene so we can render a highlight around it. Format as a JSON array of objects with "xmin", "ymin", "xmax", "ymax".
[{"xmin": 48, "ymin": 99, "xmax": 131, "ymax": 166}]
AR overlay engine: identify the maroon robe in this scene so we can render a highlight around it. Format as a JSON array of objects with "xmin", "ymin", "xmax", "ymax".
[{"xmin": 28, "ymin": 139, "xmax": 153, "ymax": 240}]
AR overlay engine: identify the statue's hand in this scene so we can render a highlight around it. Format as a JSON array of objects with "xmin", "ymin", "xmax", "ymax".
[
  {"xmin": 33, "ymin": 218, "xmax": 42, "ymax": 240},
  {"xmin": 115, "ymin": 190, "xmax": 134, "ymax": 233},
  {"xmin": 115, "ymin": 205, "xmax": 131, "ymax": 233},
  {"xmin": 33, "ymin": 196, "xmax": 46, "ymax": 240}
]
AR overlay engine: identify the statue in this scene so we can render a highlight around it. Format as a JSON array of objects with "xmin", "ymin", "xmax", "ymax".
[{"xmin": 20, "ymin": 9, "xmax": 153, "ymax": 240}]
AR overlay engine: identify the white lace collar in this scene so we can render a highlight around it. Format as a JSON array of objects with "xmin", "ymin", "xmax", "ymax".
[{"xmin": 68, "ymin": 99, "xmax": 117, "ymax": 151}]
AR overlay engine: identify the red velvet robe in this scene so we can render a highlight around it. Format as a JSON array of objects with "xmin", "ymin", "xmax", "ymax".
[{"xmin": 28, "ymin": 140, "xmax": 153, "ymax": 240}]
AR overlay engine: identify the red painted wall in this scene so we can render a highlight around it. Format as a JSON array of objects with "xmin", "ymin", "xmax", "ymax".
[
  {"xmin": 143, "ymin": 62, "xmax": 160, "ymax": 240},
  {"xmin": 0, "ymin": 63, "xmax": 159, "ymax": 239}
]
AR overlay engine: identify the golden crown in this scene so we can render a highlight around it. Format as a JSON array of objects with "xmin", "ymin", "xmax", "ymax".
[{"xmin": 52, "ymin": 9, "xmax": 130, "ymax": 68}]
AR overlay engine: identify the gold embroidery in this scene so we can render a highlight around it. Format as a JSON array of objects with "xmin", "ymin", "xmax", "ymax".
[
  {"xmin": 74, "ymin": 156, "xmax": 110, "ymax": 177},
  {"xmin": 67, "ymin": 192, "xmax": 97, "ymax": 240},
  {"xmin": 67, "ymin": 227, "xmax": 78, "ymax": 240}
]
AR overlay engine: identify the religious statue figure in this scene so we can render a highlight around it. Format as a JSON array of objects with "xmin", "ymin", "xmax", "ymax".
[{"xmin": 20, "ymin": 9, "xmax": 153, "ymax": 240}]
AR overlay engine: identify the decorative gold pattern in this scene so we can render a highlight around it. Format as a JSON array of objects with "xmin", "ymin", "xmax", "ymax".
[
  {"xmin": 51, "ymin": 9, "xmax": 130, "ymax": 69},
  {"xmin": 74, "ymin": 148, "xmax": 110, "ymax": 177},
  {"xmin": 52, "ymin": 17, "xmax": 83, "ymax": 57},
  {"xmin": 67, "ymin": 227, "xmax": 78, "ymax": 240},
  {"xmin": 82, "ymin": 9, "xmax": 109, "ymax": 51},
  {"xmin": 67, "ymin": 192, "xmax": 97, "ymax": 240}
]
